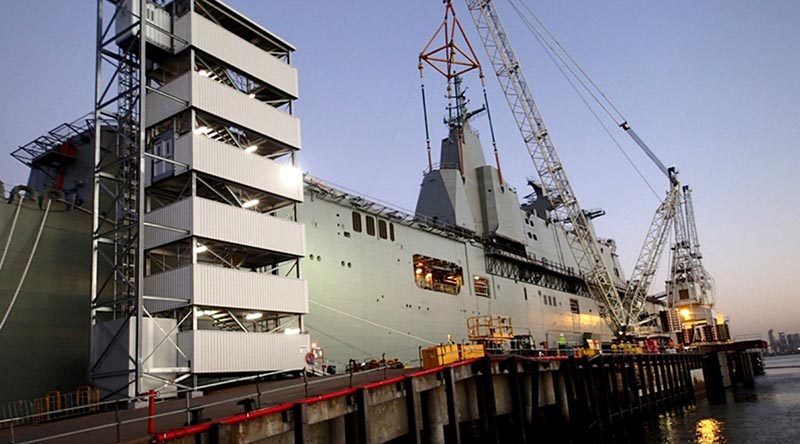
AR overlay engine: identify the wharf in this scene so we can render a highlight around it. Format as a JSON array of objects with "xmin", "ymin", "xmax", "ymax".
[
  {"xmin": 1, "ymin": 352, "xmax": 738, "ymax": 444},
  {"xmin": 0, "ymin": 368, "xmax": 409, "ymax": 444}
]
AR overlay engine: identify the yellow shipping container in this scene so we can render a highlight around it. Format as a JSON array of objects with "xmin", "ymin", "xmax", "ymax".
[
  {"xmin": 422, "ymin": 344, "xmax": 459, "ymax": 369},
  {"xmin": 459, "ymin": 344, "xmax": 485, "ymax": 360}
]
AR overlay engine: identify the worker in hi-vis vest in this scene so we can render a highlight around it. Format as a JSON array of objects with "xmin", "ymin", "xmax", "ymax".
[{"xmin": 557, "ymin": 333, "xmax": 567, "ymax": 355}]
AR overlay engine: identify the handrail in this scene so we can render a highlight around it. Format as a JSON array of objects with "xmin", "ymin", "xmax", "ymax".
[
  {"xmin": 1, "ymin": 364, "xmax": 395, "ymax": 443},
  {"xmin": 0, "ymin": 366, "xmax": 301, "ymax": 427},
  {"xmin": 304, "ymin": 174, "xmax": 477, "ymax": 240}
]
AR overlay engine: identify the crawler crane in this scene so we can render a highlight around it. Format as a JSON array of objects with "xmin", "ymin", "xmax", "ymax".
[{"xmin": 463, "ymin": 0, "xmax": 684, "ymax": 336}]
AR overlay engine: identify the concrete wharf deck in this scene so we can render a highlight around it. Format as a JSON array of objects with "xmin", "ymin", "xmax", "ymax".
[{"xmin": 1, "ymin": 350, "xmax": 763, "ymax": 444}]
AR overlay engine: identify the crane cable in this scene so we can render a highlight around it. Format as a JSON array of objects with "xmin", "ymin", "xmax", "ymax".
[
  {"xmin": 506, "ymin": 0, "xmax": 660, "ymax": 199},
  {"xmin": 304, "ymin": 323, "xmax": 373, "ymax": 357},
  {"xmin": 0, "ymin": 198, "xmax": 52, "ymax": 333},
  {"xmin": 309, "ymin": 300, "xmax": 437, "ymax": 345},
  {"xmin": 513, "ymin": 0, "xmax": 626, "ymax": 124},
  {"xmin": 0, "ymin": 197, "xmax": 24, "ymax": 272}
]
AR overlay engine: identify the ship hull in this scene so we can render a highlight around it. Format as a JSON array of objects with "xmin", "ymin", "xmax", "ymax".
[
  {"xmin": 298, "ymin": 193, "xmax": 612, "ymax": 366},
  {"xmin": 0, "ymin": 199, "xmax": 91, "ymax": 404}
]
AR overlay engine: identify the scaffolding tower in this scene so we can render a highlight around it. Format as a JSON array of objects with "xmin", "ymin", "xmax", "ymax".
[{"xmin": 90, "ymin": 0, "xmax": 308, "ymax": 399}]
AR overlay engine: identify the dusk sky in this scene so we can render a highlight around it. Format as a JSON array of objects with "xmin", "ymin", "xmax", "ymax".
[{"xmin": 1, "ymin": 1, "xmax": 798, "ymax": 337}]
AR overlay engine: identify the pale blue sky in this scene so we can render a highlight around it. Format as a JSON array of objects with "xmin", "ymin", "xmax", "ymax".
[{"xmin": 1, "ymin": 1, "xmax": 798, "ymax": 336}]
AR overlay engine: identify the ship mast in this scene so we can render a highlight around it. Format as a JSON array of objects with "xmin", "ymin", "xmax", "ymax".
[{"xmin": 418, "ymin": 0, "xmax": 503, "ymax": 181}]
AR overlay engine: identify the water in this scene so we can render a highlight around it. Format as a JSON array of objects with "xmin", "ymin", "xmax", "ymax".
[{"xmin": 630, "ymin": 354, "xmax": 800, "ymax": 443}]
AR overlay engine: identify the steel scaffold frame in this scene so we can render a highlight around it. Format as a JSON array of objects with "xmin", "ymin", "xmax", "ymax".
[
  {"xmin": 90, "ymin": 0, "xmax": 192, "ymax": 398},
  {"xmin": 90, "ymin": 0, "xmax": 148, "ymax": 398}
]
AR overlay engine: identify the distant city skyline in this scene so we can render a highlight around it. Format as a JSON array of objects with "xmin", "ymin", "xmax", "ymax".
[
  {"xmin": 768, "ymin": 329, "xmax": 800, "ymax": 354},
  {"xmin": 1, "ymin": 1, "xmax": 798, "ymax": 336}
]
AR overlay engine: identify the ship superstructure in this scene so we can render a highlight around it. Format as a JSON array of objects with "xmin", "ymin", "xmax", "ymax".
[{"xmin": 296, "ymin": 70, "xmax": 632, "ymax": 362}]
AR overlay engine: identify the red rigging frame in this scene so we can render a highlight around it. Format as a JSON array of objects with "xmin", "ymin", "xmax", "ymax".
[{"xmin": 419, "ymin": 0, "xmax": 482, "ymax": 80}]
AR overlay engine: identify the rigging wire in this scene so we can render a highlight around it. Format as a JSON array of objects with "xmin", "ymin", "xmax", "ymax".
[
  {"xmin": 309, "ymin": 300, "xmax": 437, "ymax": 345},
  {"xmin": 365, "ymin": 79, "xmax": 417, "ymax": 195},
  {"xmin": 419, "ymin": 65, "xmax": 434, "ymax": 172},
  {"xmin": 305, "ymin": 323, "xmax": 372, "ymax": 357},
  {"xmin": 516, "ymin": 0, "xmax": 627, "ymax": 123},
  {"xmin": 0, "ymin": 197, "xmax": 24, "ymax": 272},
  {"xmin": 507, "ymin": 0, "xmax": 620, "ymax": 124},
  {"xmin": 0, "ymin": 198, "xmax": 52, "ymax": 333},
  {"xmin": 480, "ymin": 73, "xmax": 505, "ymax": 184},
  {"xmin": 506, "ymin": 0, "xmax": 661, "ymax": 199}
]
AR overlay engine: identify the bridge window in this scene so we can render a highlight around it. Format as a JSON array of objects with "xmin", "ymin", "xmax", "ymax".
[
  {"xmin": 366, "ymin": 215, "xmax": 376, "ymax": 236},
  {"xmin": 352, "ymin": 211, "xmax": 362, "ymax": 233},
  {"xmin": 473, "ymin": 276, "xmax": 490, "ymax": 297},
  {"xmin": 389, "ymin": 223, "xmax": 395, "ymax": 241},
  {"xmin": 379, "ymin": 220, "xmax": 388, "ymax": 239},
  {"xmin": 413, "ymin": 254, "xmax": 462, "ymax": 295}
]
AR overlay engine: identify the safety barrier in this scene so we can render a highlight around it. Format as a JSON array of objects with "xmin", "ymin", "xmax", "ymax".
[
  {"xmin": 1, "ymin": 387, "xmax": 102, "ymax": 426},
  {"xmin": 0, "ymin": 365, "xmax": 393, "ymax": 443}
]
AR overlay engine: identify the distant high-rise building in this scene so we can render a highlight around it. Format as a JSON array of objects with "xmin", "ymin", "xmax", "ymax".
[
  {"xmin": 768, "ymin": 329, "xmax": 777, "ymax": 352},
  {"xmin": 789, "ymin": 334, "xmax": 800, "ymax": 353}
]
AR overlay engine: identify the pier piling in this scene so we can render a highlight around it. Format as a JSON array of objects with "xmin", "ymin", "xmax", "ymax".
[{"xmin": 151, "ymin": 353, "xmax": 723, "ymax": 444}]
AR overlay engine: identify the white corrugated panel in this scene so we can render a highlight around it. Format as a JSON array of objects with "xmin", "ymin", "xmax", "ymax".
[
  {"xmin": 144, "ymin": 196, "xmax": 304, "ymax": 254},
  {"xmin": 143, "ymin": 264, "xmax": 307, "ymax": 314},
  {"xmin": 173, "ymin": 12, "xmax": 191, "ymax": 53},
  {"xmin": 185, "ymin": 330, "xmax": 309, "ymax": 373},
  {"xmin": 144, "ymin": 198, "xmax": 192, "ymax": 249},
  {"xmin": 145, "ymin": 73, "xmax": 190, "ymax": 127},
  {"xmin": 116, "ymin": 0, "xmax": 172, "ymax": 51},
  {"xmin": 192, "ymin": 264, "xmax": 308, "ymax": 313},
  {"xmin": 91, "ymin": 318, "xmax": 134, "ymax": 375},
  {"xmin": 190, "ymin": 13, "xmax": 298, "ymax": 98},
  {"xmin": 92, "ymin": 317, "xmax": 184, "ymax": 397},
  {"xmin": 192, "ymin": 73, "xmax": 301, "ymax": 149},
  {"xmin": 178, "ymin": 330, "xmax": 193, "ymax": 370},
  {"xmin": 143, "ymin": 265, "xmax": 192, "ymax": 312},
  {"xmin": 193, "ymin": 198, "xmax": 306, "ymax": 256},
  {"xmin": 140, "ymin": 317, "xmax": 184, "ymax": 371},
  {"xmin": 143, "ymin": 72, "xmax": 300, "ymax": 148},
  {"xmin": 173, "ymin": 134, "xmax": 193, "ymax": 166},
  {"xmin": 177, "ymin": 133, "xmax": 303, "ymax": 202}
]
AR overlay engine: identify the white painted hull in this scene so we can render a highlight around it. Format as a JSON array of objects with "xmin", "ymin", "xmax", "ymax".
[{"xmin": 297, "ymin": 192, "xmax": 614, "ymax": 367}]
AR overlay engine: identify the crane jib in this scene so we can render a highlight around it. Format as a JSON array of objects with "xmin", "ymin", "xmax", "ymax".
[{"xmin": 464, "ymin": 0, "xmax": 682, "ymax": 336}]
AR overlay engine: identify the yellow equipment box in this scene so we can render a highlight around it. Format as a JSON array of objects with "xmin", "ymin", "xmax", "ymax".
[
  {"xmin": 584, "ymin": 347, "xmax": 599, "ymax": 357},
  {"xmin": 459, "ymin": 343, "xmax": 485, "ymax": 360},
  {"xmin": 422, "ymin": 344, "xmax": 459, "ymax": 369}
]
